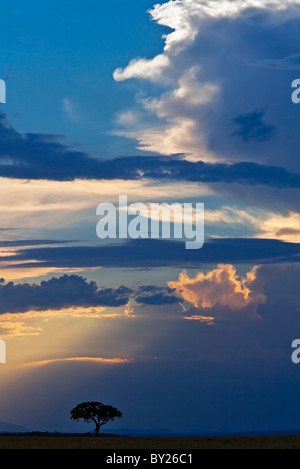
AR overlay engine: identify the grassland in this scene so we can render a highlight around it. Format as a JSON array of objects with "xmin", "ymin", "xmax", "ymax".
[{"xmin": 0, "ymin": 434, "xmax": 300, "ymax": 449}]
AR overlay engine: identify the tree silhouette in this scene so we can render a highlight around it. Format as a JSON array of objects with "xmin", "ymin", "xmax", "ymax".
[{"xmin": 70, "ymin": 401, "xmax": 122, "ymax": 436}]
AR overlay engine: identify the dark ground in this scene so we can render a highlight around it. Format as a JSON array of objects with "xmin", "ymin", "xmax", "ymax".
[{"xmin": 0, "ymin": 433, "xmax": 300, "ymax": 448}]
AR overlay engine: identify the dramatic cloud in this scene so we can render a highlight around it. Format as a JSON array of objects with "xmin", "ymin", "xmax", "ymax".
[
  {"xmin": 0, "ymin": 274, "xmax": 181, "ymax": 315},
  {"xmin": 0, "ymin": 275, "xmax": 132, "ymax": 313},
  {"xmin": 113, "ymin": 0, "xmax": 300, "ymax": 169},
  {"xmin": 114, "ymin": 66, "xmax": 219, "ymax": 157},
  {"xmin": 168, "ymin": 264, "xmax": 263, "ymax": 310},
  {"xmin": 114, "ymin": 0, "xmax": 300, "ymax": 83}
]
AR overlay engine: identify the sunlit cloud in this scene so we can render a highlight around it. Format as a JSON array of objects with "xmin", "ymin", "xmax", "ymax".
[
  {"xmin": 168, "ymin": 264, "xmax": 264, "ymax": 310},
  {"xmin": 183, "ymin": 315, "xmax": 214, "ymax": 324},
  {"xmin": 114, "ymin": 54, "xmax": 170, "ymax": 83},
  {"xmin": 0, "ymin": 303, "xmax": 139, "ymax": 338},
  {"xmin": 148, "ymin": 0, "xmax": 300, "ymax": 53},
  {"xmin": 0, "ymin": 177, "xmax": 212, "ymax": 235},
  {"xmin": 203, "ymin": 207, "xmax": 300, "ymax": 242},
  {"xmin": 115, "ymin": 0, "xmax": 300, "ymax": 82},
  {"xmin": 0, "ymin": 306, "xmax": 120, "ymax": 322},
  {"xmin": 124, "ymin": 301, "xmax": 135, "ymax": 317},
  {"xmin": 114, "ymin": 66, "xmax": 218, "ymax": 158},
  {"xmin": 26, "ymin": 356, "xmax": 133, "ymax": 367},
  {"xmin": 0, "ymin": 320, "xmax": 43, "ymax": 337},
  {"xmin": 113, "ymin": 0, "xmax": 300, "ymax": 165},
  {"xmin": 258, "ymin": 212, "xmax": 300, "ymax": 243},
  {"xmin": 0, "ymin": 266, "xmax": 99, "ymax": 282},
  {"xmin": 0, "ymin": 248, "xmax": 18, "ymax": 258}
]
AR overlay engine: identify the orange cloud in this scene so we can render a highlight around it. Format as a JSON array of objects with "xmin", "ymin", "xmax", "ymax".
[
  {"xmin": 168, "ymin": 264, "xmax": 262, "ymax": 310},
  {"xmin": 0, "ymin": 320, "xmax": 42, "ymax": 337},
  {"xmin": 258, "ymin": 211, "xmax": 300, "ymax": 243},
  {"xmin": 0, "ymin": 306, "xmax": 128, "ymax": 338},
  {"xmin": 183, "ymin": 315, "xmax": 214, "ymax": 324},
  {"xmin": 26, "ymin": 356, "xmax": 132, "ymax": 367}
]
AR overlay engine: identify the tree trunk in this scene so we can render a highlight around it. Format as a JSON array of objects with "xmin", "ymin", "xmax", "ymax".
[{"xmin": 95, "ymin": 423, "xmax": 100, "ymax": 436}]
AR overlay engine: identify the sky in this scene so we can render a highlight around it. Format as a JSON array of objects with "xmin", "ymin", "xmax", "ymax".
[{"xmin": 0, "ymin": 0, "xmax": 300, "ymax": 434}]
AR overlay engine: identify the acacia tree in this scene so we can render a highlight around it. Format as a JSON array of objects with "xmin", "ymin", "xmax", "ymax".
[{"xmin": 70, "ymin": 401, "xmax": 122, "ymax": 436}]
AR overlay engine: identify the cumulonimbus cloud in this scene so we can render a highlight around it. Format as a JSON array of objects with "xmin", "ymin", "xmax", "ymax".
[
  {"xmin": 113, "ymin": 0, "xmax": 300, "ymax": 166},
  {"xmin": 114, "ymin": 0, "xmax": 300, "ymax": 82}
]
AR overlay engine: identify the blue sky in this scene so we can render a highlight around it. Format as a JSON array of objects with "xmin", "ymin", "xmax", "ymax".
[
  {"xmin": 0, "ymin": 0, "xmax": 300, "ymax": 435},
  {"xmin": 1, "ymin": 0, "xmax": 168, "ymax": 157}
]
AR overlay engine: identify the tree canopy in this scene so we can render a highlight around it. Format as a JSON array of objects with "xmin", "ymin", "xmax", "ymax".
[{"xmin": 70, "ymin": 401, "xmax": 122, "ymax": 435}]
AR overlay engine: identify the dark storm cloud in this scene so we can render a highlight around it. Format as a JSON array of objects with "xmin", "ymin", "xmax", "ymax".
[
  {"xmin": 135, "ymin": 286, "xmax": 178, "ymax": 305},
  {"xmin": 0, "ymin": 113, "xmax": 299, "ymax": 188},
  {"xmin": 0, "ymin": 274, "xmax": 180, "ymax": 314},
  {"xmin": 232, "ymin": 110, "xmax": 277, "ymax": 142},
  {"xmin": 0, "ymin": 275, "xmax": 133, "ymax": 313},
  {"xmin": 2, "ymin": 238, "xmax": 300, "ymax": 269}
]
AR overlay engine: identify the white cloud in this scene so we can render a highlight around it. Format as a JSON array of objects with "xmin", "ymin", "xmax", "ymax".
[
  {"xmin": 62, "ymin": 97, "xmax": 82, "ymax": 122},
  {"xmin": 114, "ymin": 54, "xmax": 170, "ymax": 83},
  {"xmin": 113, "ymin": 0, "xmax": 300, "ymax": 167},
  {"xmin": 114, "ymin": 66, "xmax": 219, "ymax": 158}
]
